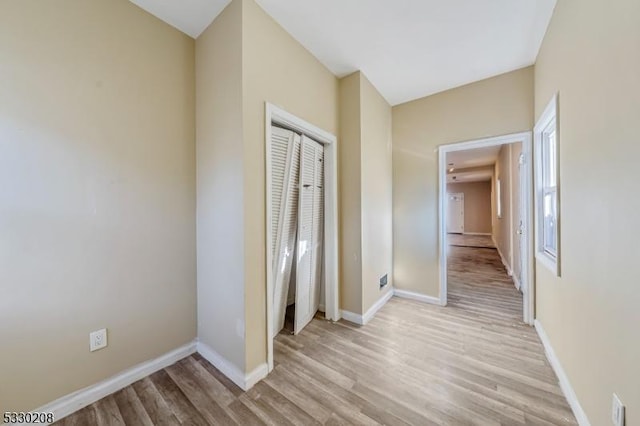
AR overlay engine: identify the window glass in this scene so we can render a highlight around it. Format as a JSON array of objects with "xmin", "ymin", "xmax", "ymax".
[{"xmin": 535, "ymin": 95, "xmax": 560, "ymax": 275}]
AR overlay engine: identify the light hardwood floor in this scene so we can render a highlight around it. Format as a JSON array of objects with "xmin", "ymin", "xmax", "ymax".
[
  {"xmin": 55, "ymin": 246, "xmax": 576, "ymax": 425},
  {"xmin": 448, "ymin": 233, "xmax": 496, "ymax": 249}
]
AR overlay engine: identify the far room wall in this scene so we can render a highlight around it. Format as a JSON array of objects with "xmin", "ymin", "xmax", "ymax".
[{"xmin": 446, "ymin": 181, "xmax": 492, "ymax": 234}]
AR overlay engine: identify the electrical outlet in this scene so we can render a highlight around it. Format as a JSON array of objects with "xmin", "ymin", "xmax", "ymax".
[
  {"xmin": 612, "ymin": 393, "xmax": 625, "ymax": 426},
  {"xmin": 89, "ymin": 328, "xmax": 108, "ymax": 352}
]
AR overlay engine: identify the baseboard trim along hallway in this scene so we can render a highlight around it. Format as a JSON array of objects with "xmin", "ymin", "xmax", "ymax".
[
  {"xmin": 18, "ymin": 339, "xmax": 272, "ymax": 425},
  {"xmin": 196, "ymin": 341, "xmax": 268, "ymax": 391},
  {"xmin": 23, "ymin": 340, "xmax": 197, "ymax": 425},
  {"xmin": 535, "ymin": 320, "xmax": 591, "ymax": 426},
  {"xmin": 341, "ymin": 288, "xmax": 394, "ymax": 325},
  {"xmin": 393, "ymin": 288, "xmax": 442, "ymax": 305}
]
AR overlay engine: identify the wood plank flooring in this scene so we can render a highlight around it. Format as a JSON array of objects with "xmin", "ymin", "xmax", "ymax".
[
  {"xmin": 448, "ymin": 233, "xmax": 496, "ymax": 249},
  {"xmin": 56, "ymin": 246, "xmax": 576, "ymax": 425}
]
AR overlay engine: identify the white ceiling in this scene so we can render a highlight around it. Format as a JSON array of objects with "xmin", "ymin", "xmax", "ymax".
[
  {"xmin": 129, "ymin": 0, "xmax": 229, "ymax": 38},
  {"xmin": 447, "ymin": 146, "xmax": 501, "ymax": 169},
  {"xmin": 447, "ymin": 170, "xmax": 493, "ymax": 184},
  {"xmin": 129, "ymin": 0, "xmax": 556, "ymax": 105}
]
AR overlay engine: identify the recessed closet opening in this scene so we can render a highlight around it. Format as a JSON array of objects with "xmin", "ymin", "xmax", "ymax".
[{"xmin": 265, "ymin": 104, "xmax": 339, "ymax": 372}]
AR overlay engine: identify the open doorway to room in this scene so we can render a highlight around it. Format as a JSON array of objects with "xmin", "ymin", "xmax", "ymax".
[{"xmin": 438, "ymin": 133, "xmax": 534, "ymax": 325}]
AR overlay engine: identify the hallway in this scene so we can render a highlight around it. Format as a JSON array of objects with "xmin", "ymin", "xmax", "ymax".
[
  {"xmin": 448, "ymin": 243, "xmax": 522, "ymax": 322},
  {"xmin": 55, "ymin": 245, "xmax": 577, "ymax": 425}
]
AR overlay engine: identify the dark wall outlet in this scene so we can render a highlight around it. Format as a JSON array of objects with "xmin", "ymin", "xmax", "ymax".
[{"xmin": 379, "ymin": 274, "xmax": 388, "ymax": 289}]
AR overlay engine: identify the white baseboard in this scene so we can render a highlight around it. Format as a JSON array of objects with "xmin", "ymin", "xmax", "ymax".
[
  {"xmin": 495, "ymin": 244, "xmax": 513, "ymax": 276},
  {"xmin": 512, "ymin": 274, "xmax": 521, "ymax": 291},
  {"xmin": 196, "ymin": 341, "xmax": 267, "ymax": 391},
  {"xmin": 463, "ymin": 232, "xmax": 492, "ymax": 236},
  {"xmin": 341, "ymin": 288, "xmax": 394, "ymax": 326},
  {"xmin": 534, "ymin": 320, "xmax": 590, "ymax": 426},
  {"xmin": 318, "ymin": 303, "xmax": 325, "ymax": 312},
  {"xmin": 340, "ymin": 309, "xmax": 364, "ymax": 325},
  {"xmin": 362, "ymin": 288, "xmax": 394, "ymax": 324},
  {"xmin": 244, "ymin": 363, "xmax": 269, "ymax": 390},
  {"xmin": 21, "ymin": 340, "xmax": 197, "ymax": 425},
  {"xmin": 393, "ymin": 289, "xmax": 443, "ymax": 305}
]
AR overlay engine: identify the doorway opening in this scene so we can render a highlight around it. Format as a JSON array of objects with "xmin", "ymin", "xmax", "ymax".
[
  {"xmin": 438, "ymin": 132, "xmax": 534, "ymax": 324},
  {"xmin": 265, "ymin": 104, "xmax": 339, "ymax": 372}
]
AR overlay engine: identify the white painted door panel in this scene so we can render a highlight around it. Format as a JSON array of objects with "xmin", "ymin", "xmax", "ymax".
[
  {"xmin": 294, "ymin": 136, "xmax": 324, "ymax": 334},
  {"xmin": 516, "ymin": 153, "xmax": 526, "ymax": 290},
  {"xmin": 271, "ymin": 127, "xmax": 301, "ymax": 336}
]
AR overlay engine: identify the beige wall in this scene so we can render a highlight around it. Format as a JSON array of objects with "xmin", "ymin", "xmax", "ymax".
[
  {"xmin": 241, "ymin": 0, "xmax": 339, "ymax": 372},
  {"xmin": 360, "ymin": 74, "xmax": 394, "ymax": 313},
  {"xmin": 0, "ymin": 0, "xmax": 196, "ymax": 414},
  {"xmin": 534, "ymin": 0, "xmax": 640, "ymax": 423},
  {"xmin": 338, "ymin": 73, "xmax": 363, "ymax": 313},
  {"xmin": 446, "ymin": 181, "xmax": 492, "ymax": 234},
  {"xmin": 338, "ymin": 72, "xmax": 393, "ymax": 315},
  {"xmin": 196, "ymin": 0, "xmax": 246, "ymax": 372},
  {"xmin": 393, "ymin": 67, "xmax": 533, "ymax": 297},
  {"xmin": 393, "ymin": 149, "xmax": 439, "ymax": 295},
  {"xmin": 493, "ymin": 144, "xmax": 514, "ymax": 268}
]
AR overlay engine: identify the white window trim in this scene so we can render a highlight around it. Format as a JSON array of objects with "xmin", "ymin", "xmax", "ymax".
[{"xmin": 534, "ymin": 94, "xmax": 561, "ymax": 277}]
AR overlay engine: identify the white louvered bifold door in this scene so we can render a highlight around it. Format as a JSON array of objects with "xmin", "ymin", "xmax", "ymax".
[
  {"xmin": 294, "ymin": 136, "xmax": 324, "ymax": 335},
  {"xmin": 271, "ymin": 127, "xmax": 301, "ymax": 336}
]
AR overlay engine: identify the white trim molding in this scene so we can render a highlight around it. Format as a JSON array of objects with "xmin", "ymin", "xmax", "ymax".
[
  {"xmin": 363, "ymin": 289, "xmax": 394, "ymax": 324},
  {"xmin": 463, "ymin": 232, "xmax": 492, "ymax": 236},
  {"xmin": 533, "ymin": 93, "xmax": 561, "ymax": 277},
  {"xmin": 512, "ymin": 274, "xmax": 521, "ymax": 291},
  {"xmin": 196, "ymin": 341, "xmax": 267, "ymax": 392},
  {"xmin": 23, "ymin": 340, "xmax": 197, "ymax": 425},
  {"xmin": 244, "ymin": 363, "xmax": 270, "ymax": 391},
  {"xmin": 394, "ymin": 289, "xmax": 442, "ymax": 305},
  {"xmin": 534, "ymin": 320, "xmax": 590, "ymax": 426},
  {"xmin": 340, "ymin": 309, "xmax": 365, "ymax": 325},
  {"xmin": 496, "ymin": 244, "xmax": 513, "ymax": 277},
  {"xmin": 341, "ymin": 288, "xmax": 394, "ymax": 326}
]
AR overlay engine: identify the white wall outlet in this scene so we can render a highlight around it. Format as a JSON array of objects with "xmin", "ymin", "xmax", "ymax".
[
  {"xmin": 89, "ymin": 328, "xmax": 108, "ymax": 352},
  {"xmin": 612, "ymin": 393, "xmax": 625, "ymax": 426}
]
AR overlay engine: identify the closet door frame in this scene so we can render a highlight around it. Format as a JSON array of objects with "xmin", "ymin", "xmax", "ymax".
[{"xmin": 265, "ymin": 103, "xmax": 339, "ymax": 372}]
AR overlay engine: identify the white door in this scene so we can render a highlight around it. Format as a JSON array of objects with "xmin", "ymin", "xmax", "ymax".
[
  {"xmin": 514, "ymin": 153, "xmax": 526, "ymax": 290},
  {"xmin": 447, "ymin": 193, "xmax": 464, "ymax": 234},
  {"xmin": 294, "ymin": 135, "xmax": 324, "ymax": 334},
  {"xmin": 271, "ymin": 127, "xmax": 301, "ymax": 336},
  {"xmin": 517, "ymin": 150, "xmax": 533, "ymax": 324}
]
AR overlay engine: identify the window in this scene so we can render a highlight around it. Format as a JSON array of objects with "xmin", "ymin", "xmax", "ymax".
[{"xmin": 534, "ymin": 94, "xmax": 560, "ymax": 275}]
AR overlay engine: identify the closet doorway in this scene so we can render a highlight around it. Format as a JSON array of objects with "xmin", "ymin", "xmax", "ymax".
[{"xmin": 265, "ymin": 103, "xmax": 339, "ymax": 373}]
